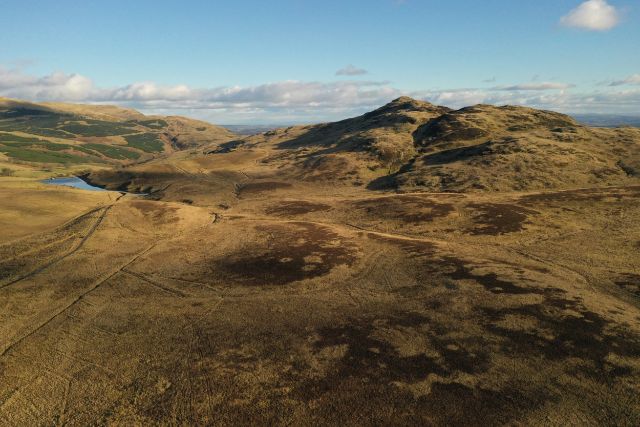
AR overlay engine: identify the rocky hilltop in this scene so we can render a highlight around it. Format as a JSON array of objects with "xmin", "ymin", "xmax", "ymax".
[{"xmin": 195, "ymin": 97, "xmax": 640, "ymax": 193}]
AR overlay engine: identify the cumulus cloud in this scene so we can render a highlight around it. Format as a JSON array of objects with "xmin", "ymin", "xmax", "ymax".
[
  {"xmin": 1, "ymin": 65, "xmax": 639, "ymax": 122},
  {"xmin": 493, "ymin": 82, "xmax": 575, "ymax": 91},
  {"xmin": 560, "ymin": 0, "xmax": 620, "ymax": 31},
  {"xmin": 409, "ymin": 89, "xmax": 640, "ymax": 118},
  {"xmin": 609, "ymin": 74, "xmax": 640, "ymax": 86},
  {"xmin": 336, "ymin": 65, "xmax": 368, "ymax": 76},
  {"xmin": 411, "ymin": 87, "xmax": 640, "ymax": 115},
  {"xmin": 0, "ymin": 67, "xmax": 99, "ymax": 101}
]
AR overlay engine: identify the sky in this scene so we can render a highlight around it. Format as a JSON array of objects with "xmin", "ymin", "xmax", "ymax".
[{"xmin": 0, "ymin": 0, "xmax": 639, "ymax": 124}]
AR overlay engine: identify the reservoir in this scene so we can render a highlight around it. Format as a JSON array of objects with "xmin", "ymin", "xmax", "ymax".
[{"xmin": 42, "ymin": 176, "xmax": 108, "ymax": 191}]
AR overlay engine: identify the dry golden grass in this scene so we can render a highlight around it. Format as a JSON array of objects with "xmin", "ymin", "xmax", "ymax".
[
  {"xmin": 1, "ymin": 98, "xmax": 639, "ymax": 425},
  {"xmin": 129, "ymin": 97, "xmax": 637, "ymax": 195},
  {"xmin": 0, "ymin": 178, "xmax": 115, "ymax": 243}
]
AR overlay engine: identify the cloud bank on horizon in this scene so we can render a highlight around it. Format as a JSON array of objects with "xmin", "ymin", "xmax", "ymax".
[
  {"xmin": 0, "ymin": 0, "xmax": 636, "ymax": 124},
  {"xmin": 1, "ymin": 65, "xmax": 639, "ymax": 123}
]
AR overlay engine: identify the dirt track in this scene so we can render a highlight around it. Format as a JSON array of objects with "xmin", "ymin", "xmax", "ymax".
[{"xmin": 1, "ymin": 178, "xmax": 639, "ymax": 426}]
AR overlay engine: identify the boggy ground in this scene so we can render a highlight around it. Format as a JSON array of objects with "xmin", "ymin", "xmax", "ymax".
[{"xmin": 1, "ymin": 173, "xmax": 639, "ymax": 426}]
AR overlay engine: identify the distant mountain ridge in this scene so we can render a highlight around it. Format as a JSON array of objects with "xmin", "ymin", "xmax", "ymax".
[{"xmin": 573, "ymin": 114, "xmax": 640, "ymax": 128}]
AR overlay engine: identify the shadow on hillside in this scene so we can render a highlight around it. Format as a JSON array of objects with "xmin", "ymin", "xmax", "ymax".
[
  {"xmin": 366, "ymin": 159, "xmax": 418, "ymax": 190},
  {"xmin": 420, "ymin": 142, "xmax": 492, "ymax": 165}
]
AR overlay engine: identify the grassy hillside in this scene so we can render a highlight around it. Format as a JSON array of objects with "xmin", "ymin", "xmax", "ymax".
[
  {"xmin": 376, "ymin": 104, "xmax": 640, "ymax": 192},
  {"xmin": 2, "ymin": 97, "xmax": 640, "ymax": 424},
  {"xmin": 0, "ymin": 97, "xmax": 236, "ymax": 177},
  {"xmin": 167, "ymin": 97, "xmax": 638, "ymax": 194}
]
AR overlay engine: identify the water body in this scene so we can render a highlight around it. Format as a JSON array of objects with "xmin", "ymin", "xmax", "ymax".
[
  {"xmin": 42, "ymin": 176, "xmax": 108, "ymax": 191},
  {"xmin": 43, "ymin": 176, "xmax": 148, "ymax": 196}
]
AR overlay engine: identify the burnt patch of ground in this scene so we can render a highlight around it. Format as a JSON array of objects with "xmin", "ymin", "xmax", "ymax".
[
  {"xmin": 520, "ymin": 186, "xmax": 640, "ymax": 205},
  {"xmin": 373, "ymin": 232, "xmax": 640, "ymax": 380},
  {"xmin": 616, "ymin": 273, "xmax": 640, "ymax": 298},
  {"xmin": 265, "ymin": 200, "xmax": 331, "ymax": 216},
  {"xmin": 483, "ymin": 293, "xmax": 640, "ymax": 380},
  {"xmin": 353, "ymin": 195, "xmax": 455, "ymax": 223},
  {"xmin": 396, "ymin": 236, "xmax": 640, "ymax": 381},
  {"xmin": 439, "ymin": 255, "xmax": 544, "ymax": 295},
  {"xmin": 368, "ymin": 233, "xmax": 539, "ymax": 295},
  {"xmin": 333, "ymin": 233, "xmax": 640, "ymax": 423},
  {"xmin": 416, "ymin": 381, "xmax": 555, "ymax": 426},
  {"xmin": 465, "ymin": 203, "xmax": 536, "ymax": 235},
  {"xmin": 314, "ymin": 318, "xmax": 491, "ymax": 380},
  {"xmin": 214, "ymin": 222, "xmax": 357, "ymax": 285},
  {"xmin": 310, "ymin": 318, "xmax": 445, "ymax": 384},
  {"xmin": 296, "ymin": 310, "xmax": 551, "ymax": 426},
  {"xmin": 389, "ymin": 242, "xmax": 640, "ymax": 377}
]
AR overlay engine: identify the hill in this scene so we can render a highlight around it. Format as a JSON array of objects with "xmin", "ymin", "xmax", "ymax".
[
  {"xmin": 86, "ymin": 97, "xmax": 640, "ymax": 197},
  {"xmin": 2, "ymin": 97, "xmax": 640, "ymax": 424},
  {"xmin": 392, "ymin": 104, "xmax": 640, "ymax": 192},
  {"xmin": 225, "ymin": 98, "xmax": 640, "ymax": 192},
  {"xmin": 0, "ymin": 97, "xmax": 235, "ymax": 177},
  {"xmin": 231, "ymin": 96, "xmax": 451, "ymax": 180},
  {"xmin": 575, "ymin": 113, "xmax": 640, "ymax": 128}
]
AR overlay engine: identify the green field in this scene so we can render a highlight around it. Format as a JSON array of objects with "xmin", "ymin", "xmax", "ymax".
[
  {"xmin": 0, "ymin": 110, "xmax": 142, "ymax": 138},
  {"xmin": 59, "ymin": 119, "xmax": 138, "ymax": 137},
  {"xmin": 82, "ymin": 143, "xmax": 141, "ymax": 160},
  {"xmin": 134, "ymin": 119, "xmax": 168, "ymax": 130},
  {"xmin": 0, "ymin": 145, "xmax": 94, "ymax": 164},
  {"xmin": 124, "ymin": 132, "xmax": 165, "ymax": 152},
  {"xmin": 0, "ymin": 110, "xmax": 165, "ymax": 163},
  {"xmin": 0, "ymin": 117, "xmax": 74, "ymax": 138},
  {"xmin": 0, "ymin": 133, "xmax": 44, "ymax": 143}
]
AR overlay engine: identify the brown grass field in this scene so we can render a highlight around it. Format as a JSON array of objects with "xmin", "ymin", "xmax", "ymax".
[{"xmin": 1, "ymin": 98, "xmax": 639, "ymax": 426}]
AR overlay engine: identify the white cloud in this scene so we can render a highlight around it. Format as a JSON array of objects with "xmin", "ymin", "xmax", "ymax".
[
  {"xmin": 1, "ymin": 65, "xmax": 639, "ymax": 123},
  {"xmin": 609, "ymin": 74, "xmax": 640, "ymax": 86},
  {"xmin": 336, "ymin": 65, "xmax": 368, "ymax": 76},
  {"xmin": 0, "ymin": 67, "xmax": 99, "ymax": 101},
  {"xmin": 493, "ymin": 82, "xmax": 575, "ymax": 91},
  {"xmin": 560, "ymin": 0, "xmax": 620, "ymax": 31},
  {"xmin": 412, "ymin": 87, "xmax": 640, "ymax": 115}
]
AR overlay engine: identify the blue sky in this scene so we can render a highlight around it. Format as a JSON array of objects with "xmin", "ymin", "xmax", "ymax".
[{"xmin": 1, "ymin": 0, "xmax": 639, "ymax": 123}]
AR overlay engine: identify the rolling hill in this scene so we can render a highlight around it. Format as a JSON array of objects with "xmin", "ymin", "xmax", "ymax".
[
  {"xmin": 85, "ymin": 97, "xmax": 640, "ymax": 198},
  {"xmin": 0, "ymin": 97, "xmax": 235, "ymax": 176},
  {"xmin": 1, "ymin": 97, "xmax": 640, "ymax": 424}
]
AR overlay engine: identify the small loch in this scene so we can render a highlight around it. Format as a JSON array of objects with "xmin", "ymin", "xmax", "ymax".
[{"xmin": 42, "ymin": 176, "xmax": 108, "ymax": 191}]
